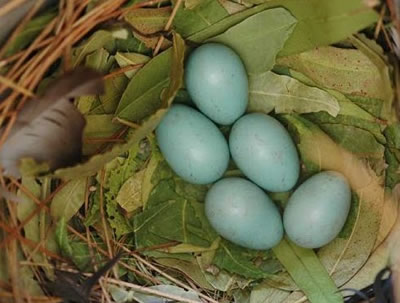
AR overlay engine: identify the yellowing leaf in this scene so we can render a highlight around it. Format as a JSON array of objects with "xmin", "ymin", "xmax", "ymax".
[
  {"xmin": 124, "ymin": 7, "xmax": 171, "ymax": 50},
  {"xmin": 83, "ymin": 114, "xmax": 122, "ymax": 156},
  {"xmin": 115, "ymin": 52, "xmax": 150, "ymax": 78},
  {"xmin": 50, "ymin": 178, "xmax": 89, "ymax": 221},
  {"xmin": 116, "ymin": 170, "xmax": 145, "ymax": 212},
  {"xmin": 248, "ymin": 72, "xmax": 340, "ymax": 117},
  {"xmin": 72, "ymin": 30, "xmax": 114, "ymax": 67},
  {"xmin": 278, "ymin": 46, "xmax": 391, "ymax": 102},
  {"xmin": 156, "ymin": 257, "xmax": 213, "ymax": 290},
  {"xmin": 124, "ymin": 7, "xmax": 171, "ymax": 34}
]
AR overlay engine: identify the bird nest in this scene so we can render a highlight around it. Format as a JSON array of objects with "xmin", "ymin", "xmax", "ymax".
[{"xmin": 0, "ymin": 1, "xmax": 399, "ymax": 303}]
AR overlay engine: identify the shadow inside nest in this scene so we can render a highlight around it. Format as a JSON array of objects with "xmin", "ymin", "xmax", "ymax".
[
  {"xmin": 43, "ymin": 253, "xmax": 122, "ymax": 303},
  {"xmin": 343, "ymin": 267, "xmax": 394, "ymax": 303}
]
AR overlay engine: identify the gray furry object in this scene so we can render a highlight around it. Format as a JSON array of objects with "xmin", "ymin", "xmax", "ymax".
[{"xmin": 0, "ymin": 0, "xmax": 57, "ymax": 45}]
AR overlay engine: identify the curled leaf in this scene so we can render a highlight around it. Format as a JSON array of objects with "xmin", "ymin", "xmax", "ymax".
[{"xmin": 0, "ymin": 68, "xmax": 104, "ymax": 177}]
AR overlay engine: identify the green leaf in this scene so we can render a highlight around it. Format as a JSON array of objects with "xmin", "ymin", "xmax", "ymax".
[
  {"xmin": 341, "ymin": 238, "xmax": 389, "ymax": 290},
  {"xmin": 245, "ymin": 0, "xmax": 378, "ymax": 56},
  {"xmin": 116, "ymin": 33, "xmax": 185, "ymax": 121},
  {"xmin": 188, "ymin": 0, "xmax": 377, "ymax": 58},
  {"xmin": 348, "ymin": 35, "xmax": 393, "ymax": 118},
  {"xmin": 187, "ymin": 4, "xmax": 274, "ymax": 43},
  {"xmin": 124, "ymin": 7, "xmax": 171, "ymax": 49},
  {"xmin": 345, "ymin": 95, "xmax": 386, "ymax": 119},
  {"xmin": 76, "ymin": 48, "xmax": 114, "ymax": 114},
  {"xmin": 51, "ymin": 178, "xmax": 88, "ymax": 222},
  {"xmin": 213, "ymin": 240, "xmax": 279, "ymax": 279},
  {"xmin": 184, "ymin": 0, "xmax": 204, "ymax": 9},
  {"xmin": 272, "ymin": 238, "xmax": 342, "ymax": 303},
  {"xmin": 173, "ymin": 0, "xmax": 228, "ymax": 37},
  {"xmin": 116, "ymin": 50, "xmax": 169, "ymax": 121},
  {"xmin": 55, "ymin": 217, "xmax": 93, "ymax": 270},
  {"xmin": 16, "ymin": 178, "xmax": 52, "ymax": 274},
  {"xmin": 248, "ymin": 71, "xmax": 340, "ymax": 116},
  {"xmin": 55, "ymin": 217, "xmax": 73, "ymax": 257},
  {"xmin": 5, "ymin": 10, "xmax": 56, "ymax": 56},
  {"xmin": 288, "ymin": 69, "xmax": 387, "ymax": 144},
  {"xmin": 134, "ymin": 199, "xmax": 214, "ymax": 248},
  {"xmin": 250, "ymin": 283, "xmax": 290, "ymax": 303},
  {"xmin": 124, "ymin": 7, "xmax": 171, "ymax": 33},
  {"xmin": 115, "ymin": 31, "xmax": 151, "ymax": 54},
  {"xmin": 208, "ymin": 8, "xmax": 296, "ymax": 74},
  {"xmin": 115, "ymin": 52, "xmax": 150, "ymax": 78},
  {"xmin": 85, "ymin": 48, "xmax": 115, "ymax": 72},
  {"xmin": 156, "ymin": 257, "xmax": 213, "ymax": 290},
  {"xmin": 98, "ymin": 75, "xmax": 129, "ymax": 114},
  {"xmin": 83, "ymin": 114, "xmax": 123, "ymax": 155},
  {"xmin": 317, "ymin": 123, "xmax": 385, "ymax": 160},
  {"xmin": 278, "ymin": 46, "xmax": 392, "ymax": 102},
  {"xmin": 56, "ymin": 110, "xmax": 162, "ymax": 179},
  {"xmin": 141, "ymin": 143, "xmax": 163, "ymax": 208},
  {"xmin": 384, "ymin": 124, "xmax": 400, "ymax": 188},
  {"xmin": 18, "ymin": 157, "xmax": 51, "ymax": 177},
  {"xmin": 104, "ymin": 145, "xmax": 141, "ymax": 237},
  {"xmin": 72, "ymin": 30, "xmax": 114, "ymax": 67},
  {"xmin": 110, "ymin": 285, "xmax": 201, "ymax": 303},
  {"xmin": 55, "ymin": 34, "xmax": 185, "ymax": 179}
]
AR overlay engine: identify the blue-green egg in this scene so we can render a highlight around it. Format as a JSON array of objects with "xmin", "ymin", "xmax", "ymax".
[
  {"xmin": 283, "ymin": 171, "xmax": 351, "ymax": 248},
  {"xmin": 156, "ymin": 104, "xmax": 229, "ymax": 185},
  {"xmin": 205, "ymin": 177, "xmax": 283, "ymax": 250},
  {"xmin": 229, "ymin": 113, "xmax": 300, "ymax": 192},
  {"xmin": 185, "ymin": 43, "xmax": 248, "ymax": 125}
]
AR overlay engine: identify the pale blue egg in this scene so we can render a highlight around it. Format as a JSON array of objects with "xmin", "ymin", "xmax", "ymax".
[
  {"xmin": 283, "ymin": 171, "xmax": 351, "ymax": 248},
  {"xmin": 156, "ymin": 104, "xmax": 230, "ymax": 185},
  {"xmin": 229, "ymin": 113, "xmax": 300, "ymax": 192},
  {"xmin": 185, "ymin": 43, "xmax": 248, "ymax": 125},
  {"xmin": 205, "ymin": 177, "xmax": 283, "ymax": 250}
]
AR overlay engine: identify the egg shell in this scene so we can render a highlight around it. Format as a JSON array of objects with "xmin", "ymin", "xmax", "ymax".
[
  {"xmin": 205, "ymin": 177, "xmax": 283, "ymax": 250},
  {"xmin": 156, "ymin": 104, "xmax": 230, "ymax": 185},
  {"xmin": 229, "ymin": 113, "xmax": 300, "ymax": 192},
  {"xmin": 185, "ymin": 43, "xmax": 248, "ymax": 125},
  {"xmin": 283, "ymin": 171, "xmax": 351, "ymax": 249}
]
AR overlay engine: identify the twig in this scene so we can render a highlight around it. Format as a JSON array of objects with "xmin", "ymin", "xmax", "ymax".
[
  {"xmin": 0, "ymin": 0, "xmax": 29, "ymax": 19},
  {"xmin": 114, "ymin": 242, "xmax": 219, "ymax": 303},
  {"xmin": 103, "ymin": 63, "xmax": 145, "ymax": 80},
  {"xmin": 67, "ymin": 226, "xmax": 161, "ymax": 284},
  {"xmin": 153, "ymin": 0, "xmax": 183, "ymax": 56},
  {"xmin": 0, "ymin": 181, "xmax": 68, "ymax": 249},
  {"xmin": 0, "ymin": 75, "xmax": 34, "ymax": 98}
]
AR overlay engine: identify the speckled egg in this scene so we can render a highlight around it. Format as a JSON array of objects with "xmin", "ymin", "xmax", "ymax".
[
  {"xmin": 283, "ymin": 171, "xmax": 351, "ymax": 248},
  {"xmin": 205, "ymin": 177, "xmax": 283, "ymax": 250},
  {"xmin": 229, "ymin": 113, "xmax": 300, "ymax": 192},
  {"xmin": 185, "ymin": 43, "xmax": 248, "ymax": 125},
  {"xmin": 156, "ymin": 104, "xmax": 229, "ymax": 185}
]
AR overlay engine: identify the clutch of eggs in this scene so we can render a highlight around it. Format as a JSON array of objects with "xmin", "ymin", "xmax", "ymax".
[{"xmin": 156, "ymin": 43, "xmax": 352, "ymax": 251}]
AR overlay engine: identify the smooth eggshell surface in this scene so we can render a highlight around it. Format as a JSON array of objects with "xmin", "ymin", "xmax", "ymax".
[
  {"xmin": 283, "ymin": 171, "xmax": 351, "ymax": 248},
  {"xmin": 185, "ymin": 43, "xmax": 248, "ymax": 125},
  {"xmin": 156, "ymin": 104, "xmax": 230, "ymax": 185},
  {"xmin": 205, "ymin": 177, "xmax": 283, "ymax": 250},
  {"xmin": 229, "ymin": 113, "xmax": 300, "ymax": 192}
]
